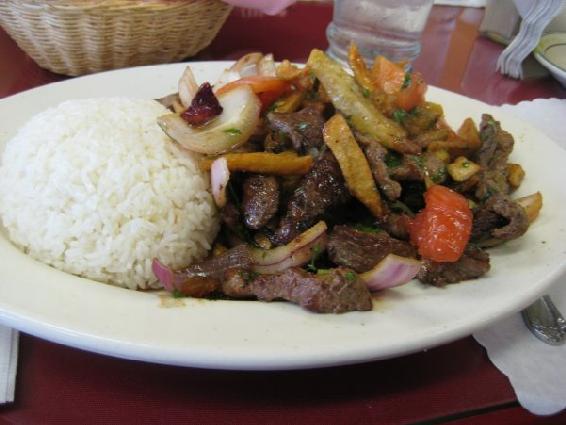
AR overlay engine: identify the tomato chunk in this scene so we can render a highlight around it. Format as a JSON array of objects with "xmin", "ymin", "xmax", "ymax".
[
  {"xmin": 215, "ymin": 76, "xmax": 292, "ymax": 111},
  {"xmin": 395, "ymin": 72, "xmax": 427, "ymax": 111},
  {"xmin": 408, "ymin": 185, "xmax": 472, "ymax": 262}
]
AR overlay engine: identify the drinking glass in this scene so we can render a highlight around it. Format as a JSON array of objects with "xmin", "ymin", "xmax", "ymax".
[{"xmin": 326, "ymin": 0, "xmax": 435, "ymax": 64}]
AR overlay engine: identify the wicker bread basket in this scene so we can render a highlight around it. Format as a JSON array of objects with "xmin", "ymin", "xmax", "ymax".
[{"xmin": 0, "ymin": 0, "xmax": 233, "ymax": 76}]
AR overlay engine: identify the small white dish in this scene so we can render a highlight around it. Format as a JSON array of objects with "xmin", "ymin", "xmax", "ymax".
[{"xmin": 534, "ymin": 32, "xmax": 566, "ymax": 87}]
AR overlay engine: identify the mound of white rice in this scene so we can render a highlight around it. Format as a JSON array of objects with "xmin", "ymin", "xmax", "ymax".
[{"xmin": 0, "ymin": 98, "xmax": 219, "ymax": 290}]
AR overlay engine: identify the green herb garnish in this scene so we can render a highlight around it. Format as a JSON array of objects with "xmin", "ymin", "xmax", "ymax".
[
  {"xmin": 392, "ymin": 109, "xmax": 408, "ymax": 124},
  {"xmin": 344, "ymin": 271, "xmax": 357, "ymax": 282},
  {"xmin": 241, "ymin": 270, "xmax": 259, "ymax": 284},
  {"xmin": 402, "ymin": 72, "xmax": 412, "ymax": 89},
  {"xmin": 296, "ymin": 121, "xmax": 310, "ymax": 131},
  {"xmin": 384, "ymin": 151, "xmax": 403, "ymax": 168},
  {"xmin": 224, "ymin": 128, "xmax": 242, "ymax": 136},
  {"xmin": 362, "ymin": 87, "xmax": 371, "ymax": 98},
  {"xmin": 172, "ymin": 289, "xmax": 185, "ymax": 299},
  {"xmin": 353, "ymin": 223, "xmax": 382, "ymax": 234},
  {"xmin": 306, "ymin": 245, "xmax": 323, "ymax": 273},
  {"xmin": 430, "ymin": 166, "xmax": 447, "ymax": 183}
]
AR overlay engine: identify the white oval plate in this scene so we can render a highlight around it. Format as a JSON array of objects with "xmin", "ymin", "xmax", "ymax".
[{"xmin": 0, "ymin": 62, "xmax": 565, "ymax": 370}]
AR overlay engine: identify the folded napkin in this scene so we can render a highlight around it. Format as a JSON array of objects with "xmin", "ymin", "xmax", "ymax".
[
  {"xmin": 496, "ymin": 0, "xmax": 566, "ymax": 79},
  {"xmin": 473, "ymin": 98, "xmax": 566, "ymax": 416},
  {"xmin": 0, "ymin": 325, "xmax": 18, "ymax": 404},
  {"xmin": 434, "ymin": 0, "xmax": 486, "ymax": 7}
]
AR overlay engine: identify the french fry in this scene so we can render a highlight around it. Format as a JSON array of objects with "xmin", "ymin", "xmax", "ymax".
[
  {"xmin": 323, "ymin": 114, "xmax": 384, "ymax": 217},
  {"xmin": 456, "ymin": 117, "xmax": 481, "ymax": 150},
  {"xmin": 307, "ymin": 49, "xmax": 416, "ymax": 154},
  {"xmin": 348, "ymin": 44, "xmax": 374, "ymax": 95},
  {"xmin": 515, "ymin": 192, "xmax": 543, "ymax": 224},
  {"xmin": 507, "ymin": 163, "xmax": 525, "ymax": 190},
  {"xmin": 200, "ymin": 151, "xmax": 313, "ymax": 176},
  {"xmin": 447, "ymin": 156, "xmax": 481, "ymax": 182}
]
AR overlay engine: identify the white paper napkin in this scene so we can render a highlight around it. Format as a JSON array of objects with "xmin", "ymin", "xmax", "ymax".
[
  {"xmin": 473, "ymin": 98, "xmax": 566, "ymax": 416},
  {"xmin": 434, "ymin": 0, "xmax": 486, "ymax": 7},
  {"xmin": 0, "ymin": 325, "xmax": 18, "ymax": 404}
]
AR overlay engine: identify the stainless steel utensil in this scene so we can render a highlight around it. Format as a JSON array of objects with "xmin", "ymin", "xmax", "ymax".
[{"xmin": 522, "ymin": 295, "xmax": 566, "ymax": 345}]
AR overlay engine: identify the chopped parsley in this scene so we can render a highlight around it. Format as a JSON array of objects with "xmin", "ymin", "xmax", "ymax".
[
  {"xmin": 223, "ymin": 128, "xmax": 242, "ymax": 136},
  {"xmin": 316, "ymin": 269, "xmax": 331, "ymax": 276},
  {"xmin": 344, "ymin": 271, "xmax": 357, "ymax": 282},
  {"xmin": 306, "ymin": 245, "xmax": 323, "ymax": 273},
  {"xmin": 172, "ymin": 289, "xmax": 185, "ymax": 298},
  {"xmin": 384, "ymin": 151, "xmax": 403, "ymax": 168},
  {"xmin": 296, "ymin": 121, "xmax": 310, "ymax": 131},
  {"xmin": 353, "ymin": 223, "xmax": 382, "ymax": 233},
  {"xmin": 392, "ymin": 109, "xmax": 408, "ymax": 124},
  {"xmin": 362, "ymin": 87, "xmax": 371, "ymax": 98},
  {"xmin": 241, "ymin": 270, "xmax": 259, "ymax": 284},
  {"xmin": 402, "ymin": 72, "xmax": 412, "ymax": 89},
  {"xmin": 430, "ymin": 168, "xmax": 447, "ymax": 183}
]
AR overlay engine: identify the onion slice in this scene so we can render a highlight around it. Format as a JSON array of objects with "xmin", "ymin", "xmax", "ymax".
[
  {"xmin": 157, "ymin": 85, "xmax": 261, "ymax": 155},
  {"xmin": 210, "ymin": 157, "xmax": 230, "ymax": 208},
  {"xmin": 360, "ymin": 254, "xmax": 421, "ymax": 292},
  {"xmin": 178, "ymin": 66, "xmax": 199, "ymax": 108},
  {"xmin": 249, "ymin": 221, "xmax": 327, "ymax": 274}
]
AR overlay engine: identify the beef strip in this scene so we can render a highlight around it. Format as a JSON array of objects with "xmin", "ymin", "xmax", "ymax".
[
  {"xmin": 418, "ymin": 245, "xmax": 490, "ymax": 286},
  {"xmin": 267, "ymin": 103, "xmax": 325, "ymax": 153},
  {"xmin": 473, "ymin": 114, "xmax": 514, "ymax": 200},
  {"xmin": 388, "ymin": 152, "xmax": 446, "ymax": 184},
  {"xmin": 242, "ymin": 174, "xmax": 280, "ymax": 230},
  {"xmin": 222, "ymin": 267, "xmax": 372, "ymax": 313},
  {"xmin": 328, "ymin": 225, "xmax": 416, "ymax": 273},
  {"xmin": 377, "ymin": 213, "xmax": 411, "ymax": 240},
  {"xmin": 362, "ymin": 142, "xmax": 402, "ymax": 200},
  {"xmin": 272, "ymin": 152, "xmax": 350, "ymax": 245},
  {"xmin": 471, "ymin": 194, "xmax": 529, "ymax": 247},
  {"xmin": 180, "ymin": 245, "xmax": 252, "ymax": 280}
]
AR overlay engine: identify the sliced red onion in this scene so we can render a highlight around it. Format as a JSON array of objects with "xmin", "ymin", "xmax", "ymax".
[
  {"xmin": 249, "ymin": 221, "xmax": 327, "ymax": 267},
  {"xmin": 152, "ymin": 258, "xmax": 180, "ymax": 292},
  {"xmin": 252, "ymin": 233, "xmax": 327, "ymax": 274},
  {"xmin": 360, "ymin": 254, "xmax": 421, "ymax": 292},
  {"xmin": 210, "ymin": 157, "xmax": 229, "ymax": 208}
]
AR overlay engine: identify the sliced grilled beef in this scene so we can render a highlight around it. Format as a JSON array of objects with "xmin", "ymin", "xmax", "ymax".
[
  {"xmin": 273, "ymin": 152, "xmax": 350, "ymax": 245},
  {"xmin": 180, "ymin": 245, "xmax": 252, "ymax": 280},
  {"xmin": 222, "ymin": 267, "xmax": 372, "ymax": 313},
  {"xmin": 242, "ymin": 174, "xmax": 280, "ymax": 230},
  {"xmin": 362, "ymin": 142, "xmax": 402, "ymax": 200},
  {"xmin": 388, "ymin": 152, "xmax": 446, "ymax": 183},
  {"xmin": 471, "ymin": 194, "xmax": 529, "ymax": 246},
  {"xmin": 328, "ymin": 225, "xmax": 416, "ymax": 273},
  {"xmin": 267, "ymin": 103, "xmax": 325, "ymax": 153},
  {"xmin": 473, "ymin": 115, "xmax": 514, "ymax": 199},
  {"xmin": 418, "ymin": 245, "xmax": 490, "ymax": 286},
  {"xmin": 377, "ymin": 213, "xmax": 411, "ymax": 240},
  {"xmin": 388, "ymin": 154, "xmax": 423, "ymax": 181},
  {"xmin": 221, "ymin": 200, "xmax": 242, "ymax": 233}
]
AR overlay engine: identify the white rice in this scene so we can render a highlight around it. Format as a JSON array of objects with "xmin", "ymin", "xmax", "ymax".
[{"xmin": 0, "ymin": 98, "xmax": 219, "ymax": 290}]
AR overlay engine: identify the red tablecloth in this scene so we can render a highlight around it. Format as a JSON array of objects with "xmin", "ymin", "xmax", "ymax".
[{"xmin": 0, "ymin": 3, "xmax": 565, "ymax": 424}]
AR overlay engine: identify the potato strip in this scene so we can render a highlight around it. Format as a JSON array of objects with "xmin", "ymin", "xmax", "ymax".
[
  {"xmin": 200, "ymin": 151, "xmax": 313, "ymax": 176},
  {"xmin": 323, "ymin": 114, "xmax": 384, "ymax": 217}
]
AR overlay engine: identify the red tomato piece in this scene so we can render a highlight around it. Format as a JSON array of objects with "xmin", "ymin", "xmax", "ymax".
[
  {"xmin": 408, "ymin": 185, "xmax": 472, "ymax": 263},
  {"xmin": 396, "ymin": 72, "xmax": 427, "ymax": 111}
]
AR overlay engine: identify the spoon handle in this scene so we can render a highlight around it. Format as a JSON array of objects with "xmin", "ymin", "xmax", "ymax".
[{"xmin": 522, "ymin": 295, "xmax": 566, "ymax": 345}]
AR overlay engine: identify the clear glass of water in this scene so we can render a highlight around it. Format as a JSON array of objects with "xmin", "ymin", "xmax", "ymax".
[{"xmin": 326, "ymin": 0, "xmax": 435, "ymax": 64}]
